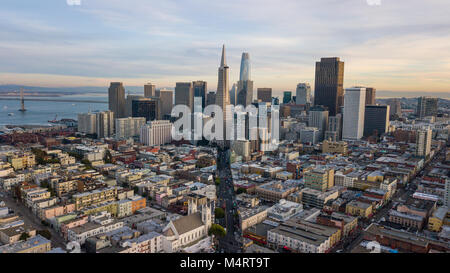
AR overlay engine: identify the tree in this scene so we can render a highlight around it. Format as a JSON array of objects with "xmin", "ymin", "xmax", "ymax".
[
  {"xmin": 37, "ymin": 229, "xmax": 52, "ymax": 240},
  {"xmin": 104, "ymin": 150, "xmax": 113, "ymax": 164},
  {"xmin": 215, "ymin": 177, "xmax": 221, "ymax": 186},
  {"xmin": 19, "ymin": 232, "xmax": 30, "ymax": 241},
  {"xmin": 208, "ymin": 224, "xmax": 226, "ymax": 237},
  {"xmin": 214, "ymin": 207, "xmax": 225, "ymax": 219},
  {"xmin": 236, "ymin": 188, "xmax": 247, "ymax": 194}
]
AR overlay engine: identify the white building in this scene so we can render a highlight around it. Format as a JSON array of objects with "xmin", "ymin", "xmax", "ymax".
[
  {"xmin": 77, "ymin": 112, "xmax": 97, "ymax": 134},
  {"xmin": 140, "ymin": 120, "xmax": 173, "ymax": 146},
  {"xmin": 96, "ymin": 110, "xmax": 114, "ymax": 139},
  {"xmin": 296, "ymin": 83, "xmax": 311, "ymax": 105},
  {"xmin": 308, "ymin": 106, "xmax": 329, "ymax": 141},
  {"xmin": 115, "ymin": 117, "xmax": 146, "ymax": 139},
  {"xmin": 268, "ymin": 199, "xmax": 303, "ymax": 222},
  {"xmin": 162, "ymin": 200, "xmax": 212, "ymax": 253},
  {"xmin": 119, "ymin": 232, "xmax": 162, "ymax": 253},
  {"xmin": 415, "ymin": 128, "xmax": 432, "ymax": 157},
  {"xmin": 343, "ymin": 87, "xmax": 366, "ymax": 140}
]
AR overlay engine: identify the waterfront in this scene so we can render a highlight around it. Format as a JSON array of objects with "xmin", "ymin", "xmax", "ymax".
[{"xmin": 0, "ymin": 95, "xmax": 108, "ymax": 126}]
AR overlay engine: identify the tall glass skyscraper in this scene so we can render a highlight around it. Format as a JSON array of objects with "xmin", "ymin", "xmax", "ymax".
[{"xmin": 239, "ymin": 52, "xmax": 251, "ymax": 81}]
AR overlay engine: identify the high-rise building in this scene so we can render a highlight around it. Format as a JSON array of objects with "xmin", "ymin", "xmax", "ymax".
[
  {"xmin": 385, "ymin": 98, "xmax": 402, "ymax": 118},
  {"xmin": 144, "ymin": 83, "xmax": 156, "ymax": 98},
  {"xmin": 364, "ymin": 105, "xmax": 390, "ymax": 137},
  {"xmin": 417, "ymin": 96, "xmax": 438, "ymax": 118},
  {"xmin": 140, "ymin": 120, "xmax": 172, "ymax": 146},
  {"xmin": 96, "ymin": 111, "xmax": 114, "ymax": 139},
  {"xmin": 77, "ymin": 112, "xmax": 97, "ymax": 134},
  {"xmin": 206, "ymin": 91, "xmax": 216, "ymax": 107},
  {"xmin": 237, "ymin": 80, "xmax": 253, "ymax": 107},
  {"xmin": 365, "ymin": 87, "xmax": 376, "ymax": 105},
  {"xmin": 309, "ymin": 106, "xmax": 329, "ymax": 141},
  {"xmin": 304, "ymin": 168, "xmax": 335, "ymax": 192},
  {"xmin": 236, "ymin": 52, "xmax": 253, "ymax": 107},
  {"xmin": 156, "ymin": 89, "xmax": 174, "ymax": 119},
  {"xmin": 342, "ymin": 87, "xmax": 366, "ymax": 140},
  {"xmin": 325, "ymin": 114, "xmax": 342, "ymax": 141},
  {"xmin": 175, "ymin": 82, "xmax": 194, "ymax": 111},
  {"xmin": 230, "ymin": 83, "xmax": 238, "ymax": 106},
  {"xmin": 240, "ymin": 52, "xmax": 251, "ymax": 82},
  {"xmin": 283, "ymin": 91, "xmax": 292, "ymax": 104},
  {"xmin": 296, "ymin": 83, "xmax": 311, "ymax": 105},
  {"xmin": 415, "ymin": 128, "xmax": 432, "ymax": 158},
  {"xmin": 216, "ymin": 45, "xmax": 232, "ymax": 145},
  {"xmin": 132, "ymin": 98, "xmax": 161, "ymax": 121},
  {"xmin": 257, "ymin": 88, "xmax": 272, "ymax": 103},
  {"xmin": 125, "ymin": 95, "xmax": 144, "ymax": 117},
  {"xmin": 314, "ymin": 57, "xmax": 344, "ymax": 116},
  {"xmin": 193, "ymin": 81, "xmax": 207, "ymax": 109},
  {"xmin": 300, "ymin": 127, "xmax": 320, "ymax": 145},
  {"xmin": 115, "ymin": 117, "xmax": 146, "ymax": 139},
  {"xmin": 108, "ymin": 82, "xmax": 126, "ymax": 118}
]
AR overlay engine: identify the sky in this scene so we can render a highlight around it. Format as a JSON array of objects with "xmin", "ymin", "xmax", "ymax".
[{"xmin": 0, "ymin": 0, "xmax": 450, "ymax": 96}]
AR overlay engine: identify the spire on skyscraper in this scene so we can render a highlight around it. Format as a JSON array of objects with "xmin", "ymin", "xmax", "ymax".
[{"xmin": 221, "ymin": 44, "xmax": 227, "ymax": 67}]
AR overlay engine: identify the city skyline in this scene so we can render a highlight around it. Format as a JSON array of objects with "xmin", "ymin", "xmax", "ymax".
[{"xmin": 0, "ymin": 1, "xmax": 450, "ymax": 95}]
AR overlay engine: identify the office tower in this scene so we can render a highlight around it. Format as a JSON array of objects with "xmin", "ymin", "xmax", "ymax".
[
  {"xmin": 417, "ymin": 96, "xmax": 438, "ymax": 118},
  {"xmin": 115, "ymin": 117, "xmax": 146, "ymax": 139},
  {"xmin": 364, "ymin": 105, "xmax": 390, "ymax": 137},
  {"xmin": 77, "ymin": 113, "xmax": 97, "ymax": 134},
  {"xmin": 144, "ymin": 83, "xmax": 156, "ymax": 98},
  {"xmin": 365, "ymin": 87, "xmax": 376, "ymax": 105},
  {"xmin": 283, "ymin": 91, "xmax": 292, "ymax": 104},
  {"xmin": 272, "ymin": 97, "xmax": 279, "ymax": 105},
  {"xmin": 237, "ymin": 80, "xmax": 253, "ymax": 107},
  {"xmin": 308, "ymin": 106, "xmax": 329, "ymax": 141},
  {"xmin": 156, "ymin": 89, "xmax": 174, "ymax": 119},
  {"xmin": 108, "ymin": 82, "xmax": 126, "ymax": 118},
  {"xmin": 257, "ymin": 88, "xmax": 272, "ymax": 103},
  {"xmin": 230, "ymin": 83, "xmax": 237, "ymax": 105},
  {"xmin": 132, "ymin": 97, "xmax": 161, "ymax": 121},
  {"xmin": 314, "ymin": 57, "xmax": 344, "ymax": 116},
  {"xmin": 342, "ymin": 87, "xmax": 366, "ymax": 140},
  {"xmin": 96, "ymin": 110, "xmax": 114, "ymax": 139},
  {"xmin": 140, "ymin": 120, "xmax": 173, "ymax": 146},
  {"xmin": 415, "ymin": 128, "xmax": 432, "ymax": 157},
  {"xmin": 325, "ymin": 114, "xmax": 342, "ymax": 141},
  {"xmin": 126, "ymin": 95, "xmax": 144, "ymax": 117},
  {"xmin": 236, "ymin": 52, "xmax": 254, "ymax": 107},
  {"xmin": 296, "ymin": 83, "xmax": 311, "ymax": 105},
  {"xmin": 175, "ymin": 82, "xmax": 194, "ymax": 111},
  {"xmin": 193, "ymin": 81, "xmax": 207, "ymax": 109},
  {"xmin": 206, "ymin": 91, "xmax": 216, "ymax": 106},
  {"xmin": 304, "ymin": 168, "xmax": 335, "ymax": 192},
  {"xmin": 216, "ymin": 44, "xmax": 232, "ymax": 144},
  {"xmin": 385, "ymin": 98, "xmax": 402, "ymax": 117},
  {"xmin": 300, "ymin": 127, "xmax": 320, "ymax": 145},
  {"xmin": 240, "ymin": 52, "xmax": 251, "ymax": 81}
]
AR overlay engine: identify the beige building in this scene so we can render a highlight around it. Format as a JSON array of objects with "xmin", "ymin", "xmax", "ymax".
[
  {"xmin": 304, "ymin": 167, "xmax": 335, "ymax": 192},
  {"xmin": 73, "ymin": 187, "xmax": 118, "ymax": 210},
  {"xmin": 0, "ymin": 234, "xmax": 51, "ymax": 253},
  {"xmin": 322, "ymin": 140, "xmax": 348, "ymax": 155}
]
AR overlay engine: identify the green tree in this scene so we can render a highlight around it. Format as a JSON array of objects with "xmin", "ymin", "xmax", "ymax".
[
  {"xmin": 104, "ymin": 150, "xmax": 113, "ymax": 164},
  {"xmin": 236, "ymin": 188, "xmax": 247, "ymax": 194},
  {"xmin": 19, "ymin": 232, "xmax": 30, "ymax": 241},
  {"xmin": 215, "ymin": 177, "xmax": 221, "ymax": 186},
  {"xmin": 208, "ymin": 224, "xmax": 226, "ymax": 237},
  {"xmin": 214, "ymin": 207, "xmax": 225, "ymax": 219}
]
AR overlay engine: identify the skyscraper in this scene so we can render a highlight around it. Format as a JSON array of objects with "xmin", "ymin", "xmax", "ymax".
[
  {"xmin": 115, "ymin": 117, "xmax": 146, "ymax": 139},
  {"xmin": 77, "ymin": 112, "xmax": 97, "ymax": 134},
  {"xmin": 108, "ymin": 82, "xmax": 126, "ymax": 118},
  {"xmin": 216, "ymin": 45, "xmax": 232, "ymax": 145},
  {"xmin": 175, "ymin": 82, "xmax": 194, "ymax": 111},
  {"xmin": 417, "ymin": 96, "xmax": 438, "ymax": 118},
  {"xmin": 156, "ymin": 89, "xmax": 173, "ymax": 119},
  {"xmin": 132, "ymin": 97, "xmax": 161, "ymax": 121},
  {"xmin": 193, "ymin": 81, "xmax": 208, "ymax": 109},
  {"xmin": 283, "ymin": 91, "xmax": 292, "ymax": 104},
  {"xmin": 96, "ymin": 110, "xmax": 114, "ymax": 139},
  {"xmin": 296, "ymin": 83, "xmax": 311, "ymax": 105},
  {"xmin": 325, "ymin": 114, "xmax": 342, "ymax": 141},
  {"xmin": 144, "ymin": 83, "xmax": 156, "ymax": 98},
  {"xmin": 415, "ymin": 128, "xmax": 432, "ymax": 158},
  {"xmin": 314, "ymin": 57, "xmax": 344, "ymax": 116},
  {"xmin": 236, "ymin": 52, "xmax": 253, "ymax": 107},
  {"xmin": 386, "ymin": 98, "xmax": 402, "ymax": 118},
  {"xmin": 343, "ymin": 87, "xmax": 366, "ymax": 140},
  {"xmin": 309, "ymin": 106, "xmax": 329, "ymax": 142},
  {"xmin": 257, "ymin": 88, "xmax": 272, "ymax": 103},
  {"xmin": 230, "ymin": 83, "xmax": 238, "ymax": 105},
  {"xmin": 364, "ymin": 105, "xmax": 390, "ymax": 137},
  {"xmin": 239, "ymin": 52, "xmax": 251, "ymax": 82},
  {"xmin": 125, "ymin": 94, "xmax": 143, "ymax": 117},
  {"xmin": 365, "ymin": 87, "xmax": 376, "ymax": 105},
  {"xmin": 206, "ymin": 91, "xmax": 216, "ymax": 107}
]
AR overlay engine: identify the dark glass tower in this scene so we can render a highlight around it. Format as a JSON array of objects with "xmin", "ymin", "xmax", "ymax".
[{"xmin": 314, "ymin": 57, "xmax": 344, "ymax": 116}]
